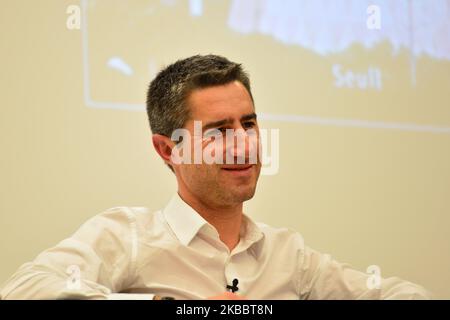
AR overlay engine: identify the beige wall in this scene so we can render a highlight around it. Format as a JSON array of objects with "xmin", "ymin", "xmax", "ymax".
[{"xmin": 1, "ymin": 0, "xmax": 449, "ymax": 298}]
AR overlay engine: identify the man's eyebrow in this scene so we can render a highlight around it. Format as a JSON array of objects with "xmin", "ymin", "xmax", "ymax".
[
  {"xmin": 202, "ymin": 118, "xmax": 233, "ymax": 131},
  {"xmin": 202, "ymin": 113, "xmax": 257, "ymax": 131},
  {"xmin": 241, "ymin": 113, "xmax": 257, "ymax": 122}
]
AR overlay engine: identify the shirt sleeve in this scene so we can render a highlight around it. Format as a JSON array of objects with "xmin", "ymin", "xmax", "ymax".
[
  {"xmin": 297, "ymin": 245, "xmax": 433, "ymax": 300},
  {"xmin": 0, "ymin": 207, "xmax": 143, "ymax": 300}
]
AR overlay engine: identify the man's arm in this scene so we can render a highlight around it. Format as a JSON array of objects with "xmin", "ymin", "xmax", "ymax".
[
  {"xmin": 0, "ymin": 207, "xmax": 152, "ymax": 300},
  {"xmin": 297, "ymin": 245, "xmax": 432, "ymax": 300}
]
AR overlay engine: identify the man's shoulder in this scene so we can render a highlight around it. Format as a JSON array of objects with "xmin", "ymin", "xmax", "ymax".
[
  {"xmin": 90, "ymin": 206, "xmax": 150, "ymax": 219},
  {"xmin": 100, "ymin": 206, "xmax": 152, "ymax": 215},
  {"xmin": 81, "ymin": 206, "xmax": 160, "ymax": 232}
]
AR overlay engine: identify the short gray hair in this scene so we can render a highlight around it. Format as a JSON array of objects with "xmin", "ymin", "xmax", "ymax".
[{"xmin": 146, "ymin": 54, "xmax": 253, "ymax": 137}]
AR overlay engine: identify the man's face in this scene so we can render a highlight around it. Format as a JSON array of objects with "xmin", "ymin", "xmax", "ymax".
[{"xmin": 173, "ymin": 81, "xmax": 261, "ymax": 208}]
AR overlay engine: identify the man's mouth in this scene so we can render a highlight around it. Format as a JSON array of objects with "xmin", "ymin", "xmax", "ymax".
[
  {"xmin": 221, "ymin": 165, "xmax": 254, "ymax": 177},
  {"xmin": 221, "ymin": 165, "xmax": 253, "ymax": 171}
]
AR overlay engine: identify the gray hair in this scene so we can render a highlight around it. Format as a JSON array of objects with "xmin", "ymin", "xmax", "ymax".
[{"xmin": 146, "ymin": 54, "xmax": 253, "ymax": 137}]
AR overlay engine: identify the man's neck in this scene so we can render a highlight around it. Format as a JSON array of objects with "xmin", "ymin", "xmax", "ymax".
[{"xmin": 177, "ymin": 191, "xmax": 243, "ymax": 252}]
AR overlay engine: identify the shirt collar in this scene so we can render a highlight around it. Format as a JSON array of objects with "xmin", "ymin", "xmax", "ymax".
[
  {"xmin": 162, "ymin": 193, "xmax": 265, "ymax": 256},
  {"xmin": 163, "ymin": 193, "xmax": 208, "ymax": 247}
]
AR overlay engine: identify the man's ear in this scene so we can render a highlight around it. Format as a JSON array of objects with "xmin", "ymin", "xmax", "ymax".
[{"xmin": 152, "ymin": 134, "xmax": 174, "ymax": 167}]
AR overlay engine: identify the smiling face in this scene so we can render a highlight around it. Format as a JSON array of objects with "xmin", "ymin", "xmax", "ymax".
[{"xmin": 173, "ymin": 81, "xmax": 261, "ymax": 208}]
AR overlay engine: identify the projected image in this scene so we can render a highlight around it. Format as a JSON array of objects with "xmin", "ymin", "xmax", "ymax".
[{"xmin": 82, "ymin": 0, "xmax": 450, "ymax": 132}]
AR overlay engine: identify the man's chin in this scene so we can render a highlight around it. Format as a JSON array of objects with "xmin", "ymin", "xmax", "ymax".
[{"xmin": 228, "ymin": 186, "xmax": 257, "ymax": 203}]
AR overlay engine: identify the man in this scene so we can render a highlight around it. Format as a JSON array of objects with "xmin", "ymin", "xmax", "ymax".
[{"xmin": 0, "ymin": 55, "xmax": 431, "ymax": 300}]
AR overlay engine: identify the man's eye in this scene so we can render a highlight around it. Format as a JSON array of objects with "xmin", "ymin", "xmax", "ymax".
[{"xmin": 243, "ymin": 122, "xmax": 255, "ymax": 129}]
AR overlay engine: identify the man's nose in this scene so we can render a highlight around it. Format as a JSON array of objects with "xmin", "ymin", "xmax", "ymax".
[{"xmin": 225, "ymin": 128, "xmax": 257, "ymax": 163}]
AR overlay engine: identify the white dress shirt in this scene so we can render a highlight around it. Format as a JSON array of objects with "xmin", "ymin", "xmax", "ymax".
[{"xmin": 0, "ymin": 193, "xmax": 432, "ymax": 300}]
